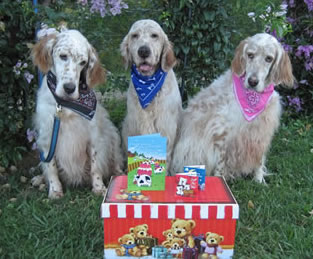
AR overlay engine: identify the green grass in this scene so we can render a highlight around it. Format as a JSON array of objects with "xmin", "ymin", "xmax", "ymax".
[{"xmin": 0, "ymin": 115, "xmax": 312, "ymax": 258}]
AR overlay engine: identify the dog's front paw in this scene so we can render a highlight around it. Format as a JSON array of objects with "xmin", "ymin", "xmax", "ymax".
[
  {"xmin": 92, "ymin": 185, "xmax": 107, "ymax": 196},
  {"xmin": 48, "ymin": 190, "xmax": 64, "ymax": 199},
  {"xmin": 49, "ymin": 191, "xmax": 64, "ymax": 199},
  {"xmin": 31, "ymin": 175, "xmax": 45, "ymax": 187}
]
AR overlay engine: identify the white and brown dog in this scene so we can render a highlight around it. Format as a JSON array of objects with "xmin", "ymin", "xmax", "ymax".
[
  {"xmin": 120, "ymin": 19, "xmax": 182, "ymax": 172},
  {"xmin": 171, "ymin": 33, "xmax": 294, "ymax": 182},
  {"xmin": 31, "ymin": 28, "xmax": 123, "ymax": 198}
]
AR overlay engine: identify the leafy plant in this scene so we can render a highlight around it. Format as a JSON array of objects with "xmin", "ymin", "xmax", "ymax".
[
  {"xmin": 0, "ymin": 0, "xmax": 37, "ymax": 167},
  {"xmin": 279, "ymin": 0, "xmax": 313, "ymax": 116},
  {"xmin": 158, "ymin": 0, "xmax": 233, "ymax": 102}
]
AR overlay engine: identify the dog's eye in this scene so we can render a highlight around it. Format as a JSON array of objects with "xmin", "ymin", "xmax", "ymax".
[
  {"xmin": 247, "ymin": 53, "xmax": 254, "ymax": 59},
  {"xmin": 80, "ymin": 60, "xmax": 87, "ymax": 66},
  {"xmin": 151, "ymin": 33, "xmax": 158, "ymax": 39},
  {"xmin": 60, "ymin": 54, "xmax": 68, "ymax": 61},
  {"xmin": 131, "ymin": 33, "xmax": 138, "ymax": 39},
  {"xmin": 265, "ymin": 56, "xmax": 273, "ymax": 63}
]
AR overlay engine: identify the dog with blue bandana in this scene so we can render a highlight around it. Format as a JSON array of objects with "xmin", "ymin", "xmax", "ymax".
[{"xmin": 120, "ymin": 19, "xmax": 182, "ymax": 173}]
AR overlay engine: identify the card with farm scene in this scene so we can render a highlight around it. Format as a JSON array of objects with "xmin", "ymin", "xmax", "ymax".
[{"xmin": 127, "ymin": 134, "xmax": 166, "ymax": 191}]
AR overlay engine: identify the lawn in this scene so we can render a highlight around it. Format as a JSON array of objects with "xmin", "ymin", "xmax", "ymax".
[{"xmin": 0, "ymin": 115, "xmax": 312, "ymax": 259}]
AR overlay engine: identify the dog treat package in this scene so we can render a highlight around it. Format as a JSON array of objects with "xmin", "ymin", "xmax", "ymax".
[
  {"xmin": 101, "ymin": 175, "xmax": 239, "ymax": 258},
  {"xmin": 127, "ymin": 134, "xmax": 167, "ymax": 191}
]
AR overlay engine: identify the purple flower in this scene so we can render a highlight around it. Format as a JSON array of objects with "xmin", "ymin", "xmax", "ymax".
[
  {"xmin": 304, "ymin": 58, "xmax": 313, "ymax": 71},
  {"xmin": 299, "ymin": 79, "xmax": 308, "ymax": 85},
  {"xmin": 90, "ymin": 0, "xmax": 107, "ymax": 17},
  {"xmin": 24, "ymin": 71, "xmax": 34, "ymax": 84},
  {"xmin": 282, "ymin": 43, "xmax": 293, "ymax": 53},
  {"xmin": 27, "ymin": 128, "xmax": 37, "ymax": 143},
  {"xmin": 15, "ymin": 60, "xmax": 22, "ymax": 68},
  {"xmin": 32, "ymin": 142, "xmax": 38, "ymax": 150},
  {"xmin": 295, "ymin": 45, "xmax": 313, "ymax": 58},
  {"xmin": 108, "ymin": 0, "xmax": 128, "ymax": 15},
  {"xmin": 289, "ymin": 0, "xmax": 295, "ymax": 8},
  {"xmin": 286, "ymin": 17, "xmax": 296, "ymax": 24},
  {"xmin": 304, "ymin": 0, "xmax": 313, "ymax": 11},
  {"xmin": 287, "ymin": 96, "xmax": 302, "ymax": 112}
]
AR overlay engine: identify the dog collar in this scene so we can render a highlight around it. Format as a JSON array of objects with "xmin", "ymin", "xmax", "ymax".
[
  {"xmin": 233, "ymin": 73, "xmax": 274, "ymax": 122},
  {"xmin": 46, "ymin": 71, "xmax": 97, "ymax": 120},
  {"xmin": 131, "ymin": 64, "xmax": 167, "ymax": 109}
]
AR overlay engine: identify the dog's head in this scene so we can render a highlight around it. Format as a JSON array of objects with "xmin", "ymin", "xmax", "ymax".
[
  {"xmin": 120, "ymin": 19, "xmax": 176, "ymax": 76},
  {"xmin": 231, "ymin": 33, "xmax": 294, "ymax": 92},
  {"xmin": 32, "ymin": 28, "xmax": 105, "ymax": 100}
]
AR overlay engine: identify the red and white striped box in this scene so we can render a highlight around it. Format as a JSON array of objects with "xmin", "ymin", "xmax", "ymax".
[{"xmin": 101, "ymin": 176, "xmax": 239, "ymax": 259}]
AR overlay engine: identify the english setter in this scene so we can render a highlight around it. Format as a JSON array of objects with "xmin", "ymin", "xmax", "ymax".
[
  {"xmin": 171, "ymin": 33, "xmax": 294, "ymax": 182},
  {"xmin": 31, "ymin": 29, "xmax": 123, "ymax": 198},
  {"xmin": 120, "ymin": 19, "xmax": 182, "ymax": 172}
]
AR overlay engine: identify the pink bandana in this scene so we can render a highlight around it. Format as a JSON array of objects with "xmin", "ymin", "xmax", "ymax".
[{"xmin": 233, "ymin": 73, "xmax": 274, "ymax": 121}]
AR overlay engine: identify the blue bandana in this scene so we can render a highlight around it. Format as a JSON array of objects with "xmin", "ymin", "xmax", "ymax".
[{"xmin": 131, "ymin": 64, "xmax": 167, "ymax": 109}]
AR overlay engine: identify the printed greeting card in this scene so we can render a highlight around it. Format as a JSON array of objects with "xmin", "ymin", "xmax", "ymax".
[{"xmin": 127, "ymin": 134, "xmax": 167, "ymax": 190}]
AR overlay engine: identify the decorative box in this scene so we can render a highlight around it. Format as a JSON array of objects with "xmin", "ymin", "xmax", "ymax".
[{"xmin": 101, "ymin": 176, "xmax": 239, "ymax": 258}]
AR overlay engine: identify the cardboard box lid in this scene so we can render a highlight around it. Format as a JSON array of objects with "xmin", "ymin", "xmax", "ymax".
[{"xmin": 101, "ymin": 176, "xmax": 238, "ymax": 220}]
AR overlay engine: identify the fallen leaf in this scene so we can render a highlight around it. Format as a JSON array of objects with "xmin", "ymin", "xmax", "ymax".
[
  {"xmin": 248, "ymin": 200, "xmax": 255, "ymax": 209},
  {"xmin": 309, "ymin": 210, "xmax": 313, "ymax": 216}
]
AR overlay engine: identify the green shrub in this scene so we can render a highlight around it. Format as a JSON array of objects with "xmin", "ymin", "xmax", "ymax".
[
  {"xmin": 0, "ymin": 1, "xmax": 37, "ymax": 167},
  {"xmin": 279, "ymin": 1, "xmax": 313, "ymax": 116},
  {"xmin": 158, "ymin": 0, "xmax": 233, "ymax": 102}
]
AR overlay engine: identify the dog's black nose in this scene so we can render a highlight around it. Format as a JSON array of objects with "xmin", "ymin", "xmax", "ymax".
[
  {"xmin": 63, "ymin": 83, "xmax": 76, "ymax": 94},
  {"xmin": 138, "ymin": 46, "xmax": 151, "ymax": 58},
  {"xmin": 248, "ymin": 76, "xmax": 259, "ymax": 88}
]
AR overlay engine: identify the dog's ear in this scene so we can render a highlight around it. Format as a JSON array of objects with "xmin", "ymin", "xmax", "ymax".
[
  {"xmin": 31, "ymin": 34, "xmax": 57, "ymax": 73},
  {"xmin": 120, "ymin": 34, "xmax": 131, "ymax": 69},
  {"xmin": 272, "ymin": 48, "xmax": 294, "ymax": 88},
  {"xmin": 161, "ymin": 37, "xmax": 177, "ymax": 72},
  {"xmin": 86, "ymin": 46, "xmax": 106, "ymax": 88},
  {"xmin": 231, "ymin": 39, "xmax": 248, "ymax": 76}
]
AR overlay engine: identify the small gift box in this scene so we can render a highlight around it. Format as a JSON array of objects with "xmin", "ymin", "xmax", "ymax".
[{"xmin": 152, "ymin": 246, "xmax": 167, "ymax": 257}]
